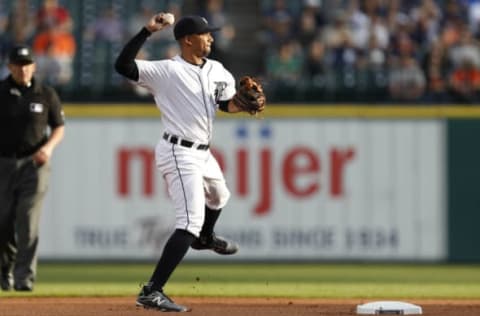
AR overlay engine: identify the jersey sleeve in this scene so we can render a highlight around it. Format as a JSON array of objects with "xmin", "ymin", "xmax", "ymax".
[
  {"xmin": 135, "ymin": 59, "xmax": 171, "ymax": 94},
  {"xmin": 46, "ymin": 86, "xmax": 65, "ymax": 128},
  {"xmin": 219, "ymin": 66, "xmax": 236, "ymax": 101}
]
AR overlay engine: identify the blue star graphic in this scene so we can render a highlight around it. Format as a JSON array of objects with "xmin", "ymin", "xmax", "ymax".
[
  {"xmin": 236, "ymin": 125, "xmax": 248, "ymax": 139},
  {"xmin": 260, "ymin": 125, "xmax": 271, "ymax": 139}
]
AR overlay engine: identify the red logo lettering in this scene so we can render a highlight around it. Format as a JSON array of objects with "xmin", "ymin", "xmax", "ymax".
[
  {"xmin": 237, "ymin": 148, "xmax": 248, "ymax": 196},
  {"xmin": 253, "ymin": 149, "xmax": 272, "ymax": 216},
  {"xmin": 283, "ymin": 147, "xmax": 320, "ymax": 197},
  {"xmin": 330, "ymin": 148, "xmax": 355, "ymax": 197},
  {"xmin": 118, "ymin": 147, "xmax": 155, "ymax": 197},
  {"xmin": 115, "ymin": 144, "xmax": 357, "ymax": 215}
]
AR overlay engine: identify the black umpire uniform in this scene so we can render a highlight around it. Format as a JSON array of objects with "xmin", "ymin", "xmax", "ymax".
[{"xmin": 0, "ymin": 45, "xmax": 65, "ymax": 291}]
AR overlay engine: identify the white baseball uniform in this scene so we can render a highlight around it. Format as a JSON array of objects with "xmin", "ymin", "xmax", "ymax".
[{"xmin": 135, "ymin": 55, "xmax": 236, "ymax": 237}]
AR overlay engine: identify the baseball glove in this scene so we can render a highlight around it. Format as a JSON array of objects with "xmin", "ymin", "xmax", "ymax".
[{"xmin": 232, "ymin": 76, "xmax": 266, "ymax": 115}]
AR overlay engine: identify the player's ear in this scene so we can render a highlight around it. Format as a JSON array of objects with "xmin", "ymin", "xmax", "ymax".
[{"xmin": 183, "ymin": 35, "xmax": 193, "ymax": 46}]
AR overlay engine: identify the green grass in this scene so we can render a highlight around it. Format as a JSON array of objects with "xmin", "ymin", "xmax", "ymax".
[{"xmin": 3, "ymin": 263, "xmax": 480, "ymax": 299}]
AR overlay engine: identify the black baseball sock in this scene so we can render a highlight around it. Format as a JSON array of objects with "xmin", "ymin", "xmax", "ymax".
[
  {"xmin": 149, "ymin": 229, "xmax": 195, "ymax": 292},
  {"xmin": 199, "ymin": 206, "xmax": 221, "ymax": 238}
]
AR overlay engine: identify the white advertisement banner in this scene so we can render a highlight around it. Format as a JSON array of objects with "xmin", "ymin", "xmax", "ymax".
[{"xmin": 40, "ymin": 119, "xmax": 446, "ymax": 261}]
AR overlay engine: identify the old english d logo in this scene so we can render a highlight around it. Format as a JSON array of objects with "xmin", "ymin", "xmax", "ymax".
[{"xmin": 214, "ymin": 81, "xmax": 227, "ymax": 103}]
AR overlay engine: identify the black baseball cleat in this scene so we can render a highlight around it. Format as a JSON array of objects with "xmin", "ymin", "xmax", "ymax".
[
  {"xmin": 14, "ymin": 280, "xmax": 33, "ymax": 292},
  {"xmin": 1, "ymin": 273, "xmax": 13, "ymax": 291},
  {"xmin": 136, "ymin": 283, "xmax": 190, "ymax": 312},
  {"xmin": 191, "ymin": 233, "xmax": 238, "ymax": 255}
]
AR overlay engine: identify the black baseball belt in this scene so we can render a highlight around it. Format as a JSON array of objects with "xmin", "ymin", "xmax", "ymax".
[{"xmin": 163, "ymin": 132, "xmax": 209, "ymax": 151}]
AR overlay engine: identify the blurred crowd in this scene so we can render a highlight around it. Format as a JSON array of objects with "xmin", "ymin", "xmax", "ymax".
[
  {"xmin": 1, "ymin": 0, "xmax": 480, "ymax": 104},
  {"xmin": 258, "ymin": 0, "xmax": 480, "ymax": 103},
  {"xmin": 0, "ymin": 0, "xmax": 75, "ymax": 87}
]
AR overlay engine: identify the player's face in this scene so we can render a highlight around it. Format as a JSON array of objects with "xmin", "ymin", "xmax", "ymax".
[
  {"xmin": 8, "ymin": 62, "xmax": 36, "ymax": 86},
  {"xmin": 191, "ymin": 32, "xmax": 214, "ymax": 57}
]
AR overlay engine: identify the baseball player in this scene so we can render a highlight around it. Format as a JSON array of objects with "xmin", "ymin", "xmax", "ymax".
[{"xmin": 115, "ymin": 13, "xmax": 265, "ymax": 312}]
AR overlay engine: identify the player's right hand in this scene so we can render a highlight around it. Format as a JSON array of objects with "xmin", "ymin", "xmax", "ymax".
[
  {"xmin": 146, "ymin": 13, "xmax": 173, "ymax": 33},
  {"xmin": 33, "ymin": 149, "xmax": 49, "ymax": 166}
]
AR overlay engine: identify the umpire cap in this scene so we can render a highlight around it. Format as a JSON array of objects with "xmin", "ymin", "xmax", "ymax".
[
  {"xmin": 174, "ymin": 15, "xmax": 220, "ymax": 40},
  {"xmin": 8, "ymin": 45, "xmax": 34, "ymax": 65}
]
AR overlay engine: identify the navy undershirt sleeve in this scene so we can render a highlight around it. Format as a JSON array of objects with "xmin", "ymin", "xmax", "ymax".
[
  {"xmin": 114, "ymin": 27, "xmax": 152, "ymax": 81},
  {"xmin": 218, "ymin": 100, "xmax": 230, "ymax": 112}
]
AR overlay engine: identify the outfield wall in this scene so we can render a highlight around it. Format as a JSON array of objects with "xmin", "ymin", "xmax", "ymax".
[{"xmin": 37, "ymin": 105, "xmax": 480, "ymax": 262}]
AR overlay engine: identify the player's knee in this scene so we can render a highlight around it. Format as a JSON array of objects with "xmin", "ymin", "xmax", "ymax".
[
  {"xmin": 217, "ymin": 190, "xmax": 230, "ymax": 209},
  {"xmin": 207, "ymin": 187, "xmax": 230, "ymax": 210}
]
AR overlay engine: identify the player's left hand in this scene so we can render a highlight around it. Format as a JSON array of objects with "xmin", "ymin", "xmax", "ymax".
[{"xmin": 232, "ymin": 76, "xmax": 266, "ymax": 115}]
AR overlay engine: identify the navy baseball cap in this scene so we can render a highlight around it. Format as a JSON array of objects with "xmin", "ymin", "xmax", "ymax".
[
  {"xmin": 174, "ymin": 15, "xmax": 220, "ymax": 40},
  {"xmin": 8, "ymin": 45, "xmax": 34, "ymax": 65}
]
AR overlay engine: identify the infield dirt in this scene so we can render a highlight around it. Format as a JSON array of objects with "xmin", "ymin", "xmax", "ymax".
[{"xmin": 2, "ymin": 297, "xmax": 480, "ymax": 316}]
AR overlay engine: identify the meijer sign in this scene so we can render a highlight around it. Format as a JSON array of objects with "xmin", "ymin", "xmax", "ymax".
[{"xmin": 40, "ymin": 119, "xmax": 446, "ymax": 261}]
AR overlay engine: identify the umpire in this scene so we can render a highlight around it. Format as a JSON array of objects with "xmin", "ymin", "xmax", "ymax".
[{"xmin": 0, "ymin": 45, "xmax": 65, "ymax": 291}]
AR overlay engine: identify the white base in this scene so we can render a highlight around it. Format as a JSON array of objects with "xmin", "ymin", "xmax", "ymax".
[{"xmin": 356, "ymin": 301, "xmax": 422, "ymax": 315}]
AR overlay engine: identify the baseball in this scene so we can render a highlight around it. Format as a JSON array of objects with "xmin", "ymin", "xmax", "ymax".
[{"xmin": 163, "ymin": 13, "xmax": 175, "ymax": 25}]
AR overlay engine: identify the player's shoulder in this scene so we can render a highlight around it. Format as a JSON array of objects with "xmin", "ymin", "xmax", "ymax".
[
  {"xmin": 161, "ymin": 55, "xmax": 189, "ymax": 69},
  {"xmin": 205, "ymin": 58, "xmax": 234, "ymax": 80},
  {"xmin": 136, "ymin": 58, "xmax": 175, "ymax": 74},
  {"xmin": 205, "ymin": 58, "xmax": 225, "ymax": 69},
  {"xmin": 205, "ymin": 59, "xmax": 232, "ymax": 76},
  {"xmin": 141, "ymin": 58, "xmax": 174, "ymax": 66}
]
